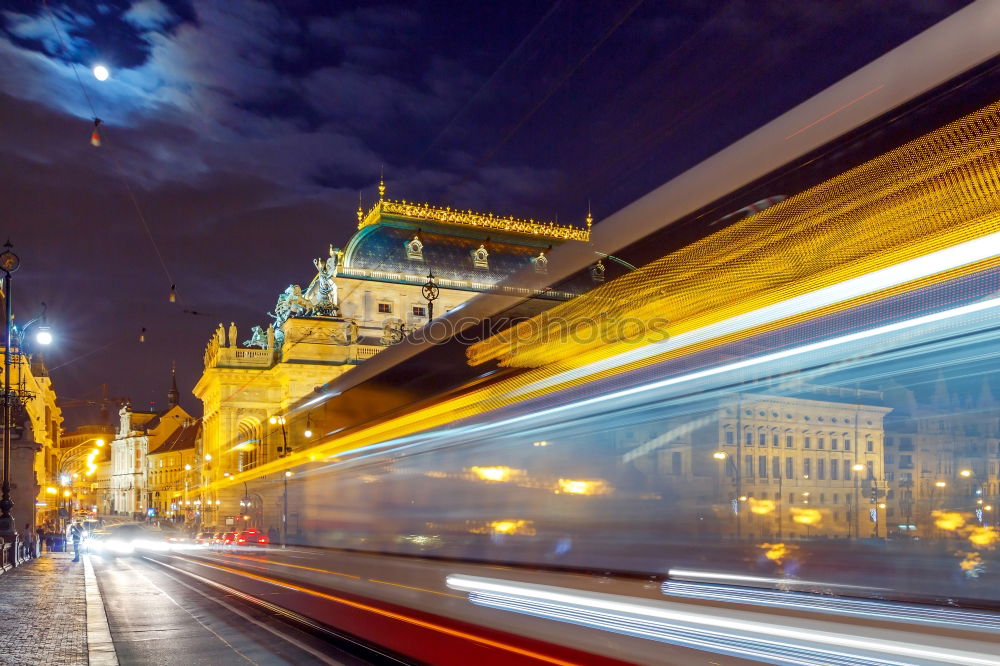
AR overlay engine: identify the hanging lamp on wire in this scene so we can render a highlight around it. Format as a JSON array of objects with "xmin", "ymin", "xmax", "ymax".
[
  {"xmin": 139, "ymin": 327, "xmax": 147, "ymax": 343},
  {"xmin": 90, "ymin": 118, "xmax": 102, "ymax": 147},
  {"xmin": 169, "ymin": 284, "xmax": 177, "ymax": 303}
]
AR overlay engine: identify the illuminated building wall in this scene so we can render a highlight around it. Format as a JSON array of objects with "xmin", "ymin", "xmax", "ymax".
[
  {"xmin": 194, "ymin": 187, "xmax": 593, "ymax": 530},
  {"xmin": 882, "ymin": 375, "xmax": 1000, "ymax": 535},
  {"xmin": 0, "ymin": 347, "xmax": 63, "ymax": 530},
  {"xmin": 619, "ymin": 387, "xmax": 891, "ymax": 540},
  {"xmin": 109, "ymin": 401, "xmax": 190, "ymax": 517}
]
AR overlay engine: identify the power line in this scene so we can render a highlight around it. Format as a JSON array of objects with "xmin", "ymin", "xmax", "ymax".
[{"xmin": 41, "ymin": 0, "xmax": 177, "ymax": 297}]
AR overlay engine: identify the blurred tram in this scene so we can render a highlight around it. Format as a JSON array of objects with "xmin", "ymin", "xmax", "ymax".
[{"xmin": 156, "ymin": 4, "xmax": 1000, "ymax": 665}]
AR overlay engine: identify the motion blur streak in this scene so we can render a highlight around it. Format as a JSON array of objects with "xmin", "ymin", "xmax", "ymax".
[
  {"xmin": 446, "ymin": 575, "xmax": 999, "ymax": 666},
  {"xmin": 180, "ymin": 559, "xmax": 581, "ymax": 666},
  {"xmin": 470, "ymin": 99, "xmax": 1000, "ymax": 371},
  {"xmin": 665, "ymin": 569, "xmax": 885, "ymax": 591},
  {"xmin": 223, "ymin": 554, "xmax": 361, "ymax": 579},
  {"xmin": 509, "ymin": 233, "xmax": 1000, "ymax": 397},
  {"xmin": 213, "ymin": 98, "xmax": 1000, "ymax": 493},
  {"xmin": 662, "ymin": 581, "xmax": 1000, "ymax": 630}
]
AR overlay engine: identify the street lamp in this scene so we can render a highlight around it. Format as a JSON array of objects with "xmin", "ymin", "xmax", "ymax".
[
  {"xmin": 272, "ymin": 415, "xmax": 291, "ymax": 549},
  {"xmin": 0, "ymin": 242, "xmax": 21, "ymax": 541}
]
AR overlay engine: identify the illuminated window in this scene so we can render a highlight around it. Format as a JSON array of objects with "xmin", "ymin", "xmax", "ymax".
[{"xmin": 378, "ymin": 303, "xmax": 393, "ymax": 313}]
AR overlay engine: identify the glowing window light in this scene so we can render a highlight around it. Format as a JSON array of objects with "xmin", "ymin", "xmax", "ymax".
[
  {"xmin": 470, "ymin": 466, "xmax": 512, "ymax": 482},
  {"xmin": 556, "ymin": 479, "xmax": 611, "ymax": 496}
]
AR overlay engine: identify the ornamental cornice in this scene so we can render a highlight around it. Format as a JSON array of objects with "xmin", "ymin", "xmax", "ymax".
[{"xmin": 359, "ymin": 199, "xmax": 590, "ymax": 242}]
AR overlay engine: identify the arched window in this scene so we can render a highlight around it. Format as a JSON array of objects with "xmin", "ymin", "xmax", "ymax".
[{"xmin": 237, "ymin": 418, "xmax": 262, "ymax": 471}]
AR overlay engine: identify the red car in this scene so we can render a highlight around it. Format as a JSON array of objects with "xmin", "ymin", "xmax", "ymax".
[{"xmin": 235, "ymin": 529, "xmax": 269, "ymax": 547}]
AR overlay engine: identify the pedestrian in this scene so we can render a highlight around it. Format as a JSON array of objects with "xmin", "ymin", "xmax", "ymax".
[
  {"xmin": 69, "ymin": 522, "xmax": 84, "ymax": 562},
  {"xmin": 35, "ymin": 525, "xmax": 45, "ymax": 553}
]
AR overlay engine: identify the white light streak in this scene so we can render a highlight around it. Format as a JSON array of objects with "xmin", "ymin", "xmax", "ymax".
[
  {"xmin": 513, "ymin": 232, "xmax": 1000, "ymax": 397},
  {"xmin": 446, "ymin": 574, "xmax": 999, "ymax": 666}
]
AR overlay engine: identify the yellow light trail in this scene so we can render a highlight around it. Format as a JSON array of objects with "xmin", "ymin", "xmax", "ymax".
[{"xmin": 209, "ymin": 100, "xmax": 1000, "ymax": 491}]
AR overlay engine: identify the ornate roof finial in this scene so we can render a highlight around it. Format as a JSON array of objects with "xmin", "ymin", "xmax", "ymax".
[
  {"xmin": 378, "ymin": 164, "xmax": 386, "ymax": 201},
  {"xmin": 356, "ymin": 191, "xmax": 363, "ymax": 223},
  {"xmin": 586, "ymin": 200, "xmax": 593, "ymax": 229}
]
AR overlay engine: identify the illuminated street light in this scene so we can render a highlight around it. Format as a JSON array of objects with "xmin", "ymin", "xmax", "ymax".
[
  {"xmin": 204, "ymin": 454, "xmax": 211, "ymax": 461},
  {"xmin": 303, "ymin": 429, "xmax": 312, "ymax": 438},
  {"xmin": 852, "ymin": 464, "xmax": 864, "ymax": 472},
  {"xmin": 712, "ymin": 451, "xmax": 727, "ymax": 460},
  {"xmin": 184, "ymin": 464, "xmax": 191, "ymax": 471},
  {"xmin": 935, "ymin": 481, "xmax": 947, "ymax": 488},
  {"xmin": 960, "ymin": 469, "xmax": 972, "ymax": 478},
  {"xmin": 284, "ymin": 471, "xmax": 292, "ymax": 477},
  {"xmin": 96, "ymin": 439, "xmax": 105, "ymax": 447},
  {"xmin": 92, "ymin": 64, "xmax": 109, "ymax": 81},
  {"xmin": 35, "ymin": 327, "xmax": 52, "ymax": 345}
]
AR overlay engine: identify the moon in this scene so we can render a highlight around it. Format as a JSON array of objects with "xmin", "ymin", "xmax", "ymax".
[{"xmin": 93, "ymin": 64, "xmax": 110, "ymax": 81}]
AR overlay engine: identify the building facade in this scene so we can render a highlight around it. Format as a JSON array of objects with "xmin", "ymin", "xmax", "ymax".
[
  {"xmin": 109, "ymin": 377, "xmax": 191, "ymax": 518},
  {"xmin": 194, "ymin": 184, "xmax": 595, "ymax": 530}
]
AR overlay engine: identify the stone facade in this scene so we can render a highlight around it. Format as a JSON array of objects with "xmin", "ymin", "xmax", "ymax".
[{"xmin": 194, "ymin": 191, "xmax": 595, "ymax": 530}]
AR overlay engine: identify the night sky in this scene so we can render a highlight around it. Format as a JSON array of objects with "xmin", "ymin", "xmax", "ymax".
[{"xmin": 0, "ymin": 0, "xmax": 965, "ymax": 425}]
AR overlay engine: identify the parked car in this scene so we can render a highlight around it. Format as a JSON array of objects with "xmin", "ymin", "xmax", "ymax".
[
  {"xmin": 234, "ymin": 529, "xmax": 269, "ymax": 548},
  {"xmin": 194, "ymin": 531, "xmax": 216, "ymax": 545}
]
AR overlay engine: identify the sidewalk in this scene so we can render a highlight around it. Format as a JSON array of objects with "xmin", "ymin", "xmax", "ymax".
[{"xmin": 0, "ymin": 552, "xmax": 89, "ymax": 666}]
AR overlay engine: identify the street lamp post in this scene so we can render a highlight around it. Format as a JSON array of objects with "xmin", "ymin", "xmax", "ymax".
[
  {"xmin": 270, "ymin": 415, "xmax": 290, "ymax": 548},
  {"xmin": 0, "ymin": 242, "xmax": 21, "ymax": 542},
  {"xmin": 852, "ymin": 464, "xmax": 865, "ymax": 539},
  {"xmin": 422, "ymin": 271, "xmax": 440, "ymax": 322}
]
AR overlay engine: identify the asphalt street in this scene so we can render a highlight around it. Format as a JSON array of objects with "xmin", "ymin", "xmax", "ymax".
[{"xmin": 90, "ymin": 553, "xmax": 373, "ymax": 666}]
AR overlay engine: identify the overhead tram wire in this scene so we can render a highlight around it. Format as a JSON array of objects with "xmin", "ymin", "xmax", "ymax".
[
  {"xmin": 446, "ymin": 0, "xmax": 647, "ymax": 197},
  {"xmin": 41, "ymin": 0, "xmax": 178, "ymax": 304},
  {"xmin": 416, "ymin": 0, "xmax": 565, "ymax": 164}
]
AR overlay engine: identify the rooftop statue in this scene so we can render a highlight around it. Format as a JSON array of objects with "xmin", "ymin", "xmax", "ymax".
[
  {"xmin": 271, "ymin": 284, "xmax": 312, "ymax": 326},
  {"xmin": 309, "ymin": 245, "xmax": 340, "ymax": 316},
  {"xmin": 242, "ymin": 325, "xmax": 268, "ymax": 349}
]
